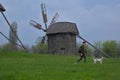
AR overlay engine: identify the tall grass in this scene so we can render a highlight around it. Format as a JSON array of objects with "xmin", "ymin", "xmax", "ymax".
[{"xmin": 0, "ymin": 51, "xmax": 120, "ymax": 80}]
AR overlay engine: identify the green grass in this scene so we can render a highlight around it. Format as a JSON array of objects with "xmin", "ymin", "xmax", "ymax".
[{"xmin": 0, "ymin": 51, "xmax": 120, "ymax": 80}]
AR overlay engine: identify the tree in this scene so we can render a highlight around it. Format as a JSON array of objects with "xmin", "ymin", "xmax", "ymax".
[
  {"xmin": 33, "ymin": 37, "xmax": 48, "ymax": 54},
  {"xmin": 93, "ymin": 41, "xmax": 103, "ymax": 57},
  {"xmin": 0, "ymin": 43, "xmax": 11, "ymax": 51},
  {"xmin": 94, "ymin": 41, "xmax": 102, "ymax": 50},
  {"xmin": 116, "ymin": 41, "xmax": 120, "ymax": 57},
  {"xmin": 102, "ymin": 40, "xmax": 118, "ymax": 57}
]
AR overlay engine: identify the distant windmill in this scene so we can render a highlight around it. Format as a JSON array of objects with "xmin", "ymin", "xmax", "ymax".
[
  {"xmin": 9, "ymin": 22, "xmax": 18, "ymax": 50},
  {"xmin": 30, "ymin": 3, "xmax": 59, "ymax": 44},
  {"xmin": 0, "ymin": 3, "xmax": 26, "ymax": 50}
]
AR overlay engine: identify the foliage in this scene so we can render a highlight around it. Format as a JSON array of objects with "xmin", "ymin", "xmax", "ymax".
[
  {"xmin": 29, "ymin": 36, "xmax": 48, "ymax": 54},
  {"xmin": 116, "ymin": 42, "xmax": 120, "ymax": 57},
  {"xmin": 94, "ymin": 41, "xmax": 103, "ymax": 50},
  {"xmin": 0, "ymin": 43, "xmax": 12, "ymax": 51},
  {"xmin": 0, "ymin": 51, "xmax": 120, "ymax": 80},
  {"xmin": 93, "ymin": 40, "xmax": 120, "ymax": 57},
  {"xmin": 93, "ymin": 41, "xmax": 105, "ymax": 57},
  {"xmin": 32, "ymin": 43, "xmax": 48, "ymax": 54},
  {"xmin": 1, "ymin": 40, "xmax": 120, "ymax": 57},
  {"xmin": 102, "ymin": 40, "xmax": 118, "ymax": 57}
]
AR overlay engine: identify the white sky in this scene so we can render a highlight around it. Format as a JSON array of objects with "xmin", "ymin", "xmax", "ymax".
[{"xmin": 0, "ymin": 0, "xmax": 120, "ymax": 46}]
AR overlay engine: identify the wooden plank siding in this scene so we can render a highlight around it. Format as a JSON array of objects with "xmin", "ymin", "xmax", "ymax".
[{"xmin": 47, "ymin": 22, "xmax": 79, "ymax": 55}]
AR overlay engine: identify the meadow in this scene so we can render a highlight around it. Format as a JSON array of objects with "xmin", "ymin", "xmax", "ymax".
[{"xmin": 0, "ymin": 51, "xmax": 120, "ymax": 80}]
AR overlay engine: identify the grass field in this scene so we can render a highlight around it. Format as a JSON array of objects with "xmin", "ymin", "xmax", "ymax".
[{"xmin": 0, "ymin": 51, "xmax": 120, "ymax": 80}]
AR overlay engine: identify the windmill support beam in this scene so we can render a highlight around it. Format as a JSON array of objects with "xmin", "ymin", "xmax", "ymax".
[
  {"xmin": 77, "ymin": 35, "xmax": 111, "ymax": 57},
  {"xmin": 0, "ymin": 32, "xmax": 23, "ymax": 48},
  {"xmin": 1, "ymin": 12, "xmax": 26, "ymax": 50},
  {"xmin": 78, "ymin": 35, "xmax": 98, "ymax": 50}
]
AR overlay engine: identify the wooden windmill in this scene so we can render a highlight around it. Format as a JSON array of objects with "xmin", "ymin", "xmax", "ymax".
[{"xmin": 29, "ymin": 3, "xmax": 108, "ymax": 56}]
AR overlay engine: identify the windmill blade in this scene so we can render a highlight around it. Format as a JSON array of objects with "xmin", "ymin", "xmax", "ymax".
[
  {"xmin": 50, "ymin": 12, "xmax": 59, "ymax": 25},
  {"xmin": 41, "ymin": 3, "xmax": 48, "ymax": 30},
  {"xmin": 30, "ymin": 20, "xmax": 41, "ymax": 30},
  {"xmin": 30, "ymin": 20, "xmax": 46, "ymax": 32},
  {"xmin": 41, "ymin": 3, "xmax": 48, "ymax": 23}
]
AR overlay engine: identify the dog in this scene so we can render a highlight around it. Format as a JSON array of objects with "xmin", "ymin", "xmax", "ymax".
[{"xmin": 93, "ymin": 57, "xmax": 104, "ymax": 64}]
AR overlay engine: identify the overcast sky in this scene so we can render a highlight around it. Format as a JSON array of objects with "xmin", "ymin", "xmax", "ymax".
[{"xmin": 0, "ymin": 0, "xmax": 120, "ymax": 46}]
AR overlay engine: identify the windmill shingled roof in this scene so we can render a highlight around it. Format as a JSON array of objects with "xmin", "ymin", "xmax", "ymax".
[{"xmin": 46, "ymin": 22, "xmax": 79, "ymax": 35}]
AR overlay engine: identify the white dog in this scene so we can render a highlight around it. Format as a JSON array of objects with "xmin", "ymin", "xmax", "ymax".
[{"xmin": 93, "ymin": 57, "xmax": 104, "ymax": 64}]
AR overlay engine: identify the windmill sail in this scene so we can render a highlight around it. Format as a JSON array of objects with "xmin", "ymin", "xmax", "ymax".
[
  {"xmin": 30, "ymin": 20, "xmax": 46, "ymax": 32},
  {"xmin": 41, "ymin": 3, "xmax": 48, "ymax": 30},
  {"xmin": 50, "ymin": 12, "xmax": 59, "ymax": 25}
]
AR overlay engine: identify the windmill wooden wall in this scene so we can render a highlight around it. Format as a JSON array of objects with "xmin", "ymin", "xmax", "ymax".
[{"xmin": 46, "ymin": 22, "xmax": 79, "ymax": 55}]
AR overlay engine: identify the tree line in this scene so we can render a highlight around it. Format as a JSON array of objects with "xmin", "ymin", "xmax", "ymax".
[
  {"xmin": 0, "ymin": 40, "xmax": 120, "ymax": 58},
  {"xmin": 84, "ymin": 40, "xmax": 120, "ymax": 58}
]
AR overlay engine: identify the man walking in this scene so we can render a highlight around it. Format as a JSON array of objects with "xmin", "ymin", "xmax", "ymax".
[{"xmin": 75, "ymin": 41, "xmax": 87, "ymax": 64}]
